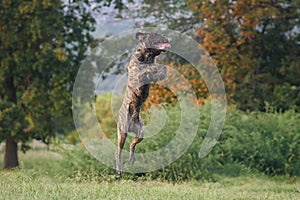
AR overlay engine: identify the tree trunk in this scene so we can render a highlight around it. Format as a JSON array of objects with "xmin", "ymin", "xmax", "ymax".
[
  {"xmin": 3, "ymin": 139, "xmax": 19, "ymax": 169},
  {"xmin": 3, "ymin": 69, "xmax": 19, "ymax": 169}
]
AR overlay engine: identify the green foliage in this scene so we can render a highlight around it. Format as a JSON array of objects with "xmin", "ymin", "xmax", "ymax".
[
  {"xmin": 0, "ymin": 101, "xmax": 29, "ymax": 152},
  {"xmin": 0, "ymin": 101, "xmax": 27, "ymax": 140},
  {"xmin": 0, "ymin": 0, "xmax": 106, "ymax": 151},
  {"xmin": 61, "ymin": 99, "xmax": 300, "ymax": 182},
  {"xmin": 95, "ymin": 93, "xmax": 120, "ymax": 139},
  {"xmin": 218, "ymin": 108, "xmax": 300, "ymax": 176}
]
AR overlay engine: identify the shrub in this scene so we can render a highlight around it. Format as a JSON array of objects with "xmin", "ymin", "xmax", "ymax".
[{"xmin": 60, "ymin": 98, "xmax": 300, "ymax": 181}]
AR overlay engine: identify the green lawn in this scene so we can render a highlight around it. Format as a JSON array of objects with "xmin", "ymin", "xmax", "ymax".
[{"xmin": 0, "ymin": 150, "xmax": 299, "ymax": 200}]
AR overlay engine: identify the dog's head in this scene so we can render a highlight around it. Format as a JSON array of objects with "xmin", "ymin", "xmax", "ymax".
[{"xmin": 135, "ymin": 32, "xmax": 171, "ymax": 54}]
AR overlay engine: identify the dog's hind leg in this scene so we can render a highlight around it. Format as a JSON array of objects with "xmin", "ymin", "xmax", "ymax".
[
  {"xmin": 116, "ymin": 127, "xmax": 127, "ymax": 175},
  {"xmin": 129, "ymin": 119, "xmax": 144, "ymax": 164}
]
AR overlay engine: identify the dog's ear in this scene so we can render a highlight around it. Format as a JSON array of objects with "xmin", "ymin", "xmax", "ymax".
[{"xmin": 135, "ymin": 32, "xmax": 145, "ymax": 42}]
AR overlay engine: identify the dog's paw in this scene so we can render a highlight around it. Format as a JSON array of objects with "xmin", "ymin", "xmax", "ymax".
[
  {"xmin": 116, "ymin": 162, "xmax": 123, "ymax": 175},
  {"xmin": 158, "ymin": 66, "xmax": 167, "ymax": 80}
]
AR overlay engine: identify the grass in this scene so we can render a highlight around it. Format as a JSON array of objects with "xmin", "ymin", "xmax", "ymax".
[{"xmin": 0, "ymin": 150, "xmax": 299, "ymax": 199}]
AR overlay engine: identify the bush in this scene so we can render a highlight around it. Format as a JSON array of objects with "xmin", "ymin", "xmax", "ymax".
[
  {"xmin": 60, "ymin": 98, "xmax": 300, "ymax": 182},
  {"xmin": 218, "ymin": 109, "xmax": 300, "ymax": 176}
]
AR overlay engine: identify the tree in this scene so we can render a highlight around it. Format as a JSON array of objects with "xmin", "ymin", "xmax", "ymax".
[
  {"xmin": 188, "ymin": 0, "xmax": 300, "ymax": 111},
  {"xmin": 144, "ymin": 61, "xmax": 209, "ymax": 109},
  {"xmin": 102, "ymin": 0, "xmax": 197, "ymax": 33},
  {"xmin": 0, "ymin": 0, "xmax": 109, "ymax": 169}
]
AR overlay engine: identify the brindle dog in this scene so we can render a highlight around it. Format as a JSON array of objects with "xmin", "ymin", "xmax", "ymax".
[{"xmin": 116, "ymin": 32, "xmax": 171, "ymax": 174}]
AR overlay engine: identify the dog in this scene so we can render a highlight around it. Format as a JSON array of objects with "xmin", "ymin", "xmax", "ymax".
[{"xmin": 116, "ymin": 32, "xmax": 171, "ymax": 174}]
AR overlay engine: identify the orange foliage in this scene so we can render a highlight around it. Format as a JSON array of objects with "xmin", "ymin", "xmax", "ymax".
[{"xmin": 144, "ymin": 62, "xmax": 209, "ymax": 109}]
